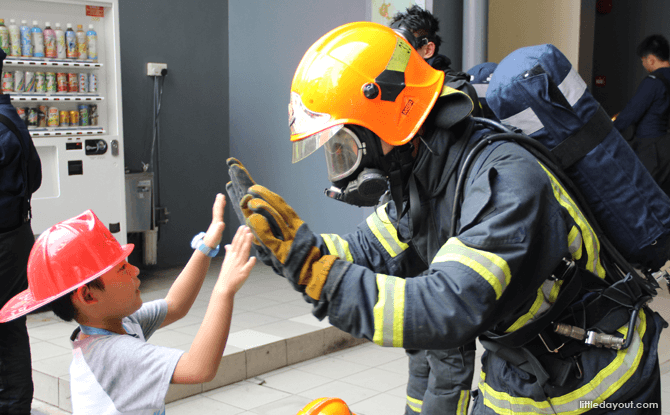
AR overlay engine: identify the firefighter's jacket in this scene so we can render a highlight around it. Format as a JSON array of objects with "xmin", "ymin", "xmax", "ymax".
[{"xmin": 310, "ymin": 120, "xmax": 663, "ymax": 413}]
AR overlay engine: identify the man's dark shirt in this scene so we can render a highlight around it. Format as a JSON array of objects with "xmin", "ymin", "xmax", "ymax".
[
  {"xmin": 0, "ymin": 94, "xmax": 42, "ymax": 230},
  {"xmin": 614, "ymin": 67, "xmax": 670, "ymax": 139}
]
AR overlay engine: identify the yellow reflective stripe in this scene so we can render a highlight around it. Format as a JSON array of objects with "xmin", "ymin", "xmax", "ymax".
[
  {"xmin": 538, "ymin": 163, "xmax": 605, "ymax": 278},
  {"xmin": 386, "ymin": 38, "xmax": 412, "ymax": 72},
  {"xmin": 406, "ymin": 395, "xmax": 422, "ymax": 413},
  {"xmin": 321, "ymin": 234, "xmax": 354, "ymax": 262},
  {"xmin": 373, "ymin": 274, "xmax": 405, "ymax": 347},
  {"xmin": 366, "ymin": 204, "xmax": 409, "ymax": 258},
  {"xmin": 433, "ymin": 238, "xmax": 511, "ymax": 300},
  {"xmin": 568, "ymin": 226, "xmax": 582, "ymax": 260},
  {"xmin": 479, "ymin": 310, "xmax": 647, "ymax": 414},
  {"xmin": 457, "ymin": 390, "xmax": 470, "ymax": 415},
  {"xmin": 504, "ymin": 287, "xmax": 547, "ymax": 333}
]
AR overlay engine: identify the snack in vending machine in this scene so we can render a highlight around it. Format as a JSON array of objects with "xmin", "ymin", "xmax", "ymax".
[
  {"xmin": 14, "ymin": 71, "xmax": 24, "ymax": 92},
  {"xmin": 44, "ymin": 22, "xmax": 56, "ymax": 58},
  {"xmin": 69, "ymin": 110, "xmax": 79, "ymax": 126},
  {"xmin": 19, "ymin": 20, "xmax": 31, "ymax": 57},
  {"xmin": 68, "ymin": 73, "xmax": 78, "ymax": 92},
  {"xmin": 24, "ymin": 71, "xmax": 35, "ymax": 92},
  {"xmin": 27, "ymin": 107, "xmax": 38, "ymax": 127},
  {"xmin": 16, "ymin": 107, "xmax": 26, "ymax": 123},
  {"xmin": 38, "ymin": 105, "xmax": 47, "ymax": 127},
  {"xmin": 89, "ymin": 104, "xmax": 98, "ymax": 126},
  {"xmin": 76, "ymin": 24, "xmax": 87, "ymax": 60},
  {"xmin": 8, "ymin": 19, "xmax": 20, "ymax": 57},
  {"xmin": 2, "ymin": 71, "xmax": 13, "ymax": 92},
  {"xmin": 31, "ymin": 21, "xmax": 44, "ymax": 58},
  {"xmin": 65, "ymin": 23, "xmax": 76, "ymax": 59},
  {"xmin": 35, "ymin": 72, "xmax": 46, "ymax": 93},
  {"xmin": 0, "ymin": 19, "xmax": 9, "ymax": 55},
  {"xmin": 46, "ymin": 72, "xmax": 57, "ymax": 92},
  {"xmin": 78, "ymin": 104, "xmax": 89, "ymax": 126},
  {"xmin": 59, "ymin": 110, "xmax": 69, "ymax": 127},
  {"xmin": 47, "ymin": 106, "xmax": 59, "ymax": 126},
  {"xmin": 78, "ymin": 73, "xmax": 87, "ymax": 93},
  {"xmin": 88, "ymin": 73, "xmax": 97, "ymax": 92},
  {"xmin": 54, "ymin": 23, "xmax": 66, "ymax": 59},
  {"xmin": 56, "ymin": 72, "xmax": 67, "ymax": 92}
]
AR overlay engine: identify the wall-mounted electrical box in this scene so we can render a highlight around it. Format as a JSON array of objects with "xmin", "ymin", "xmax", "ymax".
[{"xmin": 147, "ymin": 62, "xmax": 167, "ymax": 76}]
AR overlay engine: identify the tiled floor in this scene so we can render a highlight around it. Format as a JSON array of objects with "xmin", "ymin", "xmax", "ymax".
[{"xmin": 28, "ymin": 260, "xmax": 670, "ymax": 415}]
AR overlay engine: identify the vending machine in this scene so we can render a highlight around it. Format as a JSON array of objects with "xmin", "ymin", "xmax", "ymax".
[{"xmin": 0, "ymin": 0, "xmax": 126, "ymax": 244}]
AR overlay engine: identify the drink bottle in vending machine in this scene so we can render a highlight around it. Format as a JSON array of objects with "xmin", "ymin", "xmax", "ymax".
[
  {"xmin": 65, "ymin": 23, "xmax": 76, "ymax": 58},
  {"xmin": 54, "ymin": 23, "xmax": 66, "ymax": 59},
  {"xmin": 87, "ymin": 24, "xmax": 97, "ymax": 61},
  {"xmin": 31, "ymin": 20, "xmax": 44, "ymax": 57},
  {"xmin": 0, "ymin": 19, "xmax": 9, "ymax": 55},
  {"xmin": 20, "ymin": 20, "xmax": 31, "ymax": 57},
  {"xmin": 76, "ymin": 24, "xmax": 87, "ymax": 60},
  {"xmin": 8, "ymin": 19, "xmax": 19, "ymax": 57},
  {"xmin": 44, "ymin": 22, "xmax": 56, "ymax": 58}
]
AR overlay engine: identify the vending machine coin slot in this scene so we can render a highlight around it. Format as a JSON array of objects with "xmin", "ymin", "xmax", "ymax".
[
  {"xmin": 85, "ymin": 139, "xmax": 107, "ymax": 155},
  {"xmin": 68, "ymin": 160, "xmax": 83, "ymax": 175},
  {"xmin": 66, "ymin": 142, "xmax": 82, "ymax": 150}
]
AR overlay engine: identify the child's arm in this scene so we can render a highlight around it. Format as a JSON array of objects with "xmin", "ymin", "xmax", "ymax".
[
  {"xmin": 171, "ymin": 225, "xmax": 256, "ymax": 384},
  {"xmin": 160, "ymin": 193, "xmax": 227, "ymax": 328}
]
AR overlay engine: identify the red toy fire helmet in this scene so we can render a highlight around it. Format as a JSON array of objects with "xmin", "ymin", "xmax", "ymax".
[{"xmin": 0, "ymin": 210, "xmax": 134, "ymax": 323}]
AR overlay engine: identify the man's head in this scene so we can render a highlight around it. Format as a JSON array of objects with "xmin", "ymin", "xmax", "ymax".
[
  {"xmin": 289, "ymin": 22, "xmax": 471, "ymax": 206},
  {"xmin": 0, "ymin": 210, "xmax": 135, "ymax": 323},
  {"xmin": 637, "ymin": 34, "xmax": 670, "ymax": 73},
  {"xmin": 389, "ymin": 5, "xmax": 442, "ymax": 59}
]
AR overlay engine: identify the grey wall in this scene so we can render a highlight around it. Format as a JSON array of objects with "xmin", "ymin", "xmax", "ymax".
[
  {"xmin": 433, "ymin": 0, "xmax": 464, "ymax": 71},
  {"xmin": 119, "ymin": 0, "xmax": 229, "ymax": 267},
  {"xmin": 228, "ymin": 0, "xmax": 369, "ymax": 236},
  {"xmin": 592, "ymin": 1, "xmax": 670, "ymax": 115}
]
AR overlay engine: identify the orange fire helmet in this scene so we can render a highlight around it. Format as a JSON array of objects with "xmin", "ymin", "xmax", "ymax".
[
  {"xmin": 297, "ymin": 397, "xmax": 356, "ymax": 415},
  {"xmin": 289, "ymin": 21, "xmax": 445, "ymax": 164}
]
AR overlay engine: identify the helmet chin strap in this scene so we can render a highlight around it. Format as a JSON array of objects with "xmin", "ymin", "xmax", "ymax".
[{"xmin": 382, "ymin": 141, "xmax": 420, "ymax": 243}]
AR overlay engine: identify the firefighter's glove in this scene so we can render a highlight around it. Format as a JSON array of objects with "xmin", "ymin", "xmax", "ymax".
[
  {"xmin": 241, "ymin": 184, "xmax": 337, "ymax": 300},
  {"xmin": 225, "ymin": 158, "xmax": 274, "ymax": 268}
]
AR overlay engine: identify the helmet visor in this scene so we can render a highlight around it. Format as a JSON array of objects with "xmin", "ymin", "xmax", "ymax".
[
  {"xmin": 324, "ymin": 126, "xmax": 364, "ymax": 182},
  {"xmin": 290, "ymin": 91, "xmax": 337, "ymax": 163}
]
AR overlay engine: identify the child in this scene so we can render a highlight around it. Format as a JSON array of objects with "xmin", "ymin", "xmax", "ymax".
[{"xmin": 0, "ymin": 194, "xmax": 256, "ymax": 414}]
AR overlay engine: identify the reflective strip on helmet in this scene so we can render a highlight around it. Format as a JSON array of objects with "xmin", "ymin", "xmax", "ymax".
[
  {"xmin": 558, "ymin": 67, "xmax": 587, "ymax": 107},
  {"xmin": 457, "ymin": 390, "xmax": 470, "ymax": 415},
  {"xmin": 479, "ymin": 310, "xmax": 647, "ymax": 414},
  {"xmin": 538, "ymin": 162, "xmax": 605, "ymax": 278},
  {"xmin": 472, "ymin": 83, "xmax": 489, "ymax": 98},
  {"xmin": 504, "ymin": 286, "xmax": 550, "ymax": 333},
  {"xmin": 386, "ymin": 37, "xmax": 412, "ymax": 72},
  {"xmin": 366, "ymin": 204, "xmax": 410, "ymax": 258},
  {"xmin": 375, "ymin": 38, "xmax": 412, "ymax": 102},
  {"xmin": 321, "ymin": 234, "xmax": 354, "ymax": 262},
  {"xmin": 500, "ymin": 107, "xmax": 544, "ymax": 135},
  {"xmin": 432, "ymin": 238, "xmax": 511, "ymax": 300},
  {"xmin": 373, "ymin": 274, "xmax": 405, "ymax": 347},
  {"xmin": 406, "ymin": 395, "xmax": 422, "ymax": 413}
]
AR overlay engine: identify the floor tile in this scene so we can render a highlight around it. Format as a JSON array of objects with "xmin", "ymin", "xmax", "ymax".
[
  {"xmin": 227, "ymin": 329, "xmax": 283, "ymax": 350},
  {"xmin": 230, "ymin": 312, "xmax": 283, "ymax": 329},
  {"xmin": 257, "ymin": 368, "xmax": 333, "ymax": 394},
  {"xmin": 30, "ymin": 342, "xmax": 72, "ymax": 362},
  {"xmin": 204, "ymin": 382, "xmax": 291, "ymax": 411},
  {"xmin": 341, "ymin": 367, "xmax": 407, "ymax": 393},
  {"xmin": 349, "ymin": 391, "xmax": 407, "ymax": 415},
  {"xmin": 255, "ymin": 302, "xmax": 312, "ymax": 320},
  {"xmin": 28, "ymin": 322, "xmax": 78, "ymax": 341},
  {"xmin": 293, "ymin": 357, "xmax": 367, "ymax": 380},
  {"xmin": 298, "ymin": 380, "xmax": 379, "ymax": 406},
  {"xmin": 165, "ymin": 396, "xmax": 246, "ymax": 414},
  {"xmin": 247, "ymin": 395, "xmax": 314, "ymax": 415},
  {"xmin": 146, "ymin": 329, "xmax": 196, "ymax": 348}
]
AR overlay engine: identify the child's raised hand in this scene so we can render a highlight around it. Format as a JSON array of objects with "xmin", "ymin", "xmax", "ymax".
[
  {"xmin": 216, "ymin": 226, "xmax": 256, "ymax": 295},
  {"xmin": 203, "ymin": 193, "xmax": 226, "ymax": 250}
]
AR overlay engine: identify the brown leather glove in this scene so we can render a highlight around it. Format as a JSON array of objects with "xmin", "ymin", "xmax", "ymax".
[{"xmin": 241, "ymin": 184, "xmax": 337, "ymax": 300}]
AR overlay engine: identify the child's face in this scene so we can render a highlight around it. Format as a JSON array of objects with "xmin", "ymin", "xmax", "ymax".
[{"xmin": 97, "ymin": 260, "xmax": 142, "ymax": 318}]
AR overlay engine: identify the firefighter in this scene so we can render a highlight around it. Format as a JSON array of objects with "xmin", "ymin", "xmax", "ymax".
[{"xmin": 227, "ymin": 22, "xmax": 663, "ymax": 414}]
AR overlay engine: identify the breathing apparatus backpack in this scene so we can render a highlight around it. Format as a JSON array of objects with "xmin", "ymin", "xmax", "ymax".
[
  {"xmin": 453, "ymin": 44, "xmax": 670, "ymax": 398},
  {"xmin": 487, "ymin": 44, "xmax": 670, "ymax": 273}
]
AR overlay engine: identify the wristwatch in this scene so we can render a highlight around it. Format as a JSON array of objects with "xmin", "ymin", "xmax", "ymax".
[{"xmin": 190, "ymin": 232, "xmax": 220, "ymax": 257}]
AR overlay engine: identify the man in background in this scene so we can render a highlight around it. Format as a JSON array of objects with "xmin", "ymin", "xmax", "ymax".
[
  {"xmin": 0, "ymin": 48, "xmax": 42, "ymax": 414},
  {"xmin": 614, "ymin": 34, "xmax": 670, "ymax": 195}
]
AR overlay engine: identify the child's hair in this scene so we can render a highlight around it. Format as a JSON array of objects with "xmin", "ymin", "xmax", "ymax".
[{"xmin": 49, "ymin": 278, "xmax": 106, "ymax": 321}]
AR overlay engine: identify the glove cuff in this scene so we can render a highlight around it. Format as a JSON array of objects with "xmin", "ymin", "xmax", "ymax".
[{"xmin": 305, "ymin": 254, "xmax": 338, "ymax": 300}]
